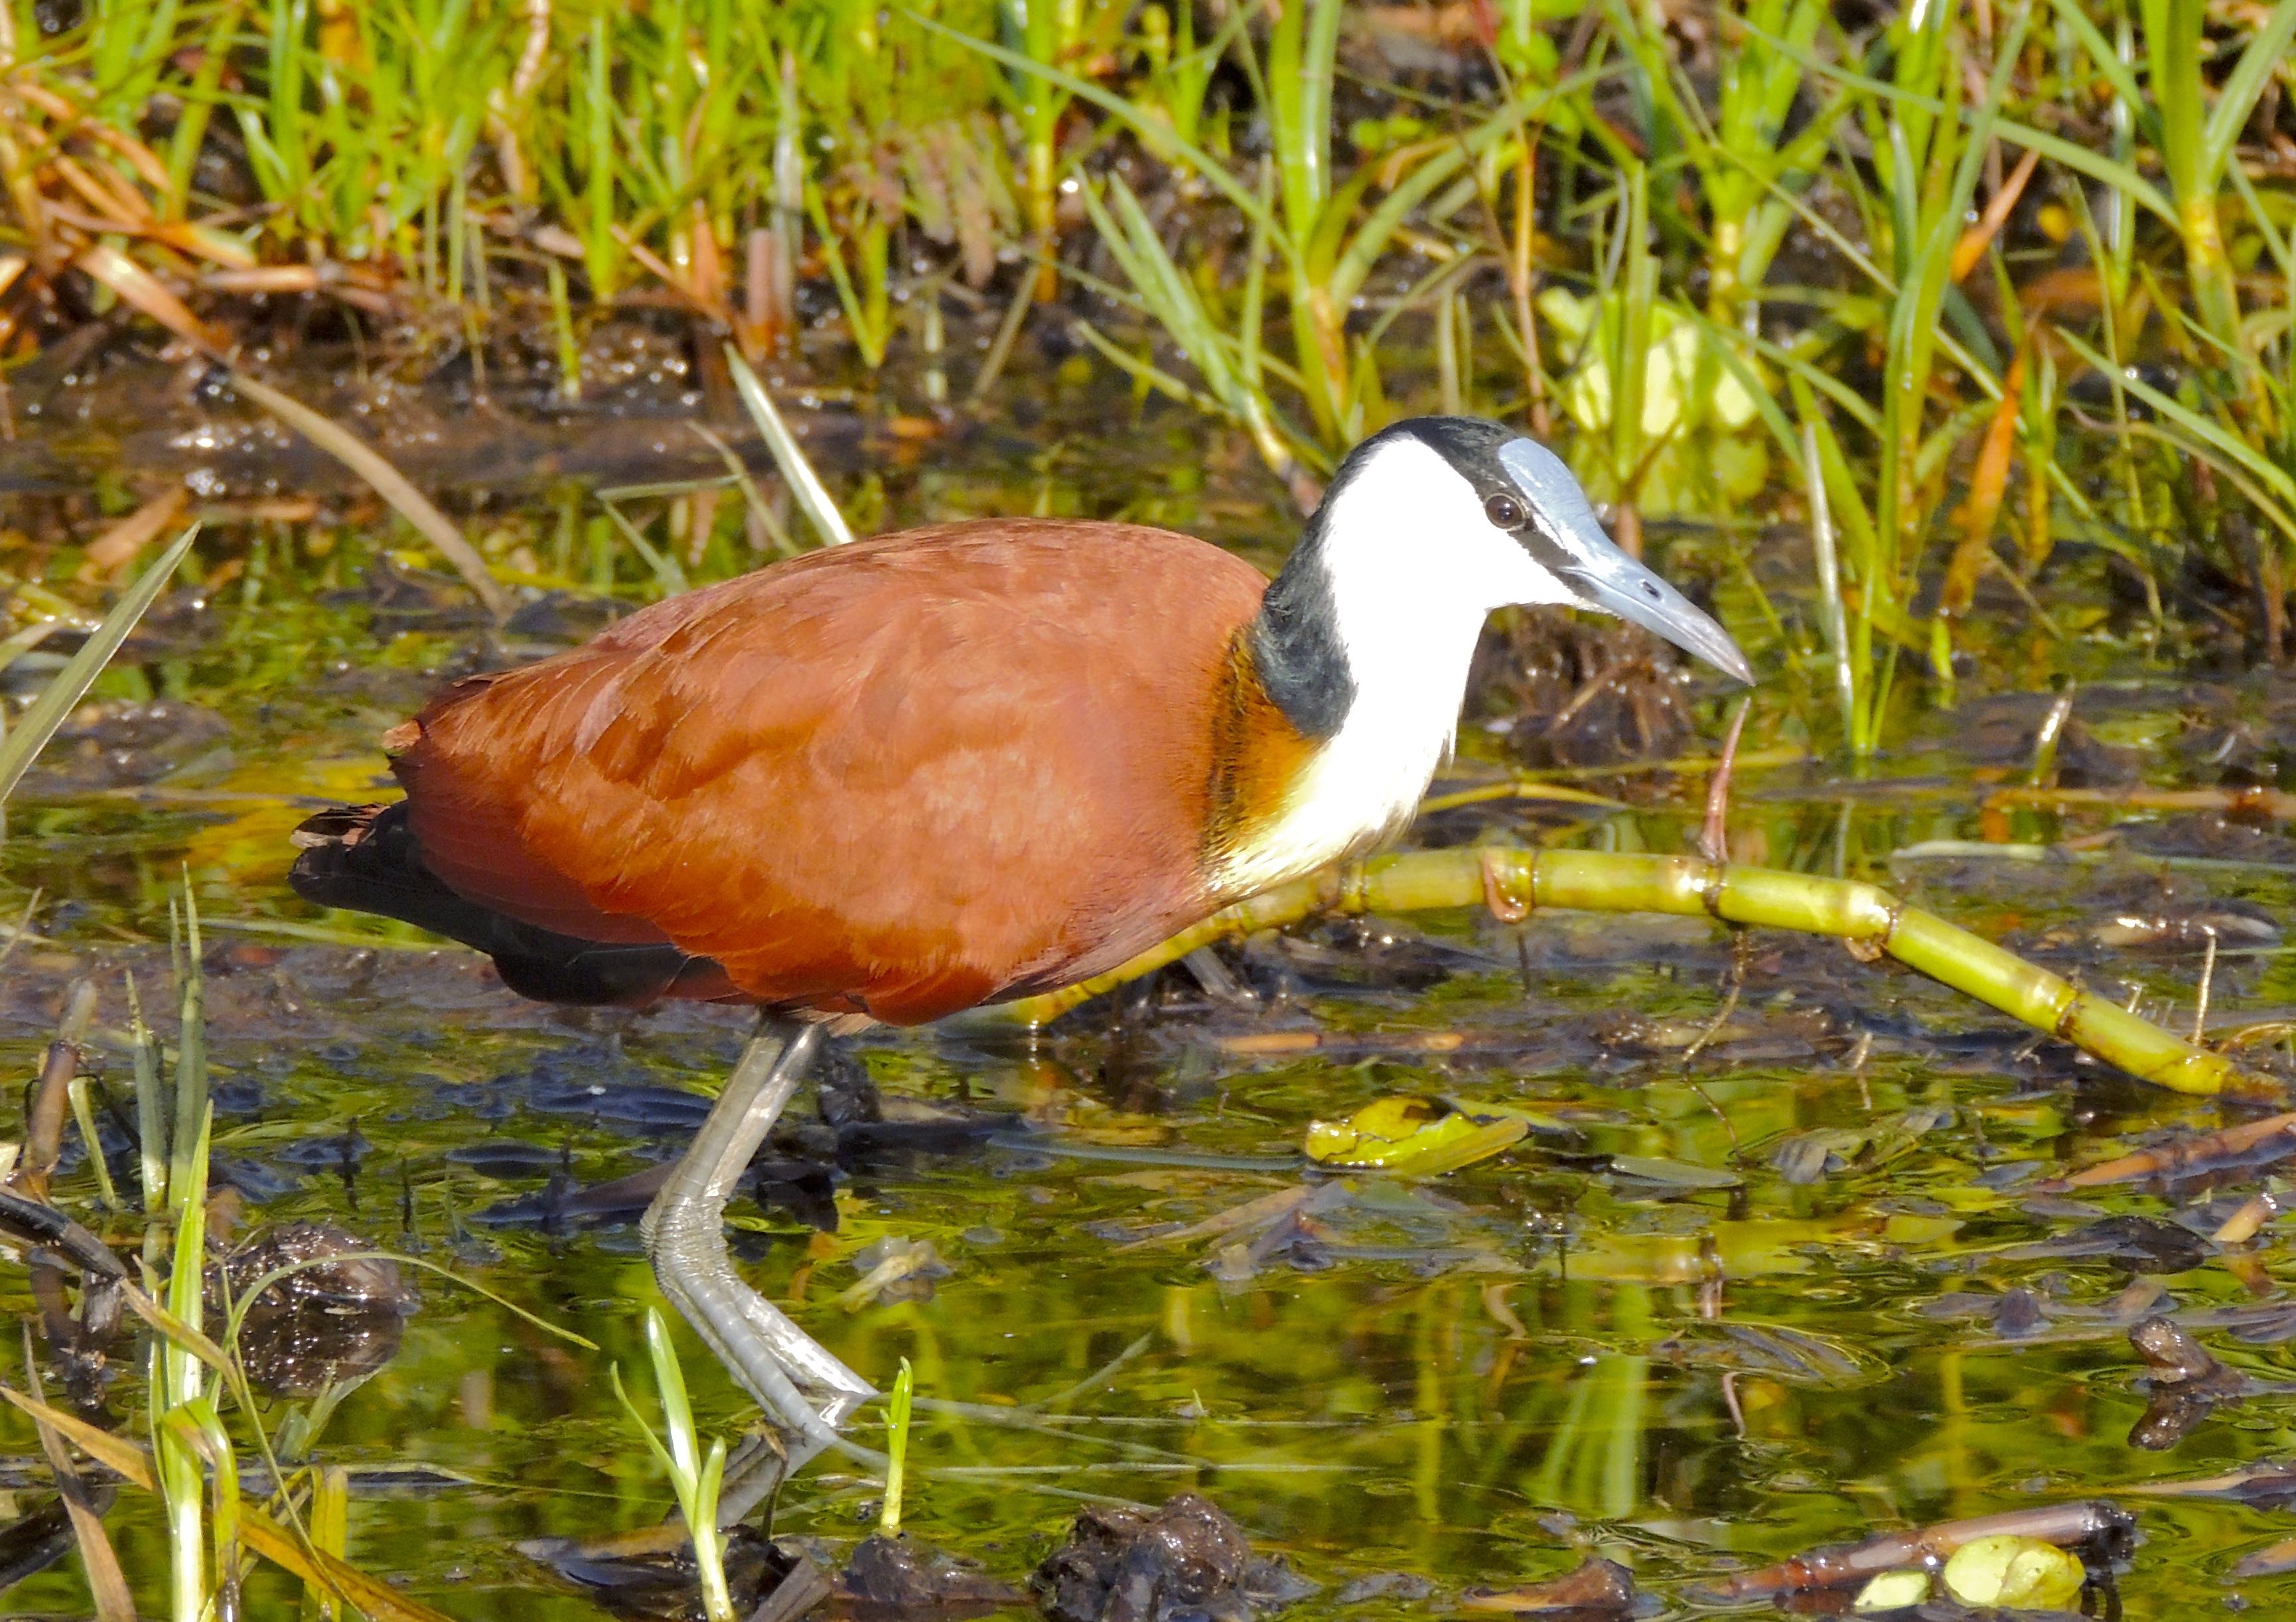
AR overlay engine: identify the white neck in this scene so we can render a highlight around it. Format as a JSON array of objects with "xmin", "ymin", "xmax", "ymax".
[{"xmin": 1213, "ymin": 437, "xmax": 1572, "ymax": 897}]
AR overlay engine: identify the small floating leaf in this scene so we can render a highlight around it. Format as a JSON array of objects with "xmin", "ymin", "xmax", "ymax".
[
  {"xmin": 1380, "ymin": 1118, "xmax": 1529, "ymax": 1179},
  {"xmin": 1305, "ymin": 1098, "xmax": 1527, "ymax": 1178},
  {"xmin": 1652, "ymin": 1321, "xmax": 1887, "ymax": 1385},
  {"xmin": 1305, "ymin": 1097, "xmax": 1446, "ymax": 1162},
  {"xmin": 1939, "ymin": 1534, "xmax": 2084, "ymax": 1610},
  {"xmin": 1881, "ymin": 1212, "xmax": 1964, "ymax": 1246},
  {"xmin": 1852, "ymin": 1569, "xmax": 1930, "ymax": 1610}
]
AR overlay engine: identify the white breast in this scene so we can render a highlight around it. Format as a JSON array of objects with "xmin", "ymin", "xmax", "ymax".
[
  {"xmin": 1209, "ymin": 628, "xmax": 1480, "ymax": 898},
  {"xmin": 1208, "ymin": 436, "xmax": 1560, "ymax": 898}
]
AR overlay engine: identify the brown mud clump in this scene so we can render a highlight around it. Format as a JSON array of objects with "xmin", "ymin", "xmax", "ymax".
[
  {"xmin": 1031, "ymin": 1493, "xmax": 1315, "ymax": 1622},
  {"xmin": 837, "ymin": 1534, "xmax": 1023, "ymax": 1615},
  {"xmin": 220, "ymin": 1222, "xmax": 417, "ymax": 1394},
  {"xmin": 1460, "ymin": 1555, "xmax": 1644, "ymax": 1616}
]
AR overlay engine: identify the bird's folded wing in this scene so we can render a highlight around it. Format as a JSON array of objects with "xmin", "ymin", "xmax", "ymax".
[{"xmin": 395, "ymin": 520, "xmax": 1267, "ymax": 1021}]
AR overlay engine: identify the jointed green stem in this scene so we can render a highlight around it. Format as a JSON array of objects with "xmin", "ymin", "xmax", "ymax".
[{"xmin": 999, "ymin": 847, "xmax": 2267, "ymax": 1101}]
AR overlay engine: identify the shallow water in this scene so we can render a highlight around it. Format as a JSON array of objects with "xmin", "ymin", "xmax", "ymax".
[{"xmin": 4, "ymin": 363, "xmax": 2296, "ymax": 1619}]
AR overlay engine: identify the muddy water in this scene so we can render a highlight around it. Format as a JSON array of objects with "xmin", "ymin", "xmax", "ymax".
[{"xmin": 5, "ymin": 361, "xmax": 2296, "ymax": 1619}]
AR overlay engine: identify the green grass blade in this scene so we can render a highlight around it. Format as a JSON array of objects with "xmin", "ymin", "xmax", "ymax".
[
  {"xmin": 0, "ymin": 525, "xmax": 198, "ymax": 809},
  {"xmin": 169, "ymin": 885, "xmax": 208, "ymax": 1234},
  {"xmin": 607, "ymin": 1361, "xmax": 684, "ymax": 1487},
  {"xmin": 1299, "ymin": 0, "xmax": 1342, "ymax": 217},
  {"xmin": 1800, "ymin": 418, "xmax": 1859, "ymax": 752},
  {"xmin": 1065, "ymin": 316, "xmax": 1221, "ymax": 410},
  {"xmin": 2144, "ymin": 0, "xmax": 2204, "ymax": 199},
  {"xmin": 68, "ymin": 1074, "xmax": 121, "ymax": 1213},
  {"xmin": 725, "ymin": 344, "xmax": 855, "ymax": 547},
  {"xmin": 2054, "ymin": 327, "xmax": 2296, "ymax": 511},
  {"xmin": 1327, "ymin": 70, "xmax": 1599, "ymax": 310},
  {"xmin": 2201, "ymin": 0, "xmax": 2296, "ymax": 184},
  {"xmin": 881, "ymin": 1357, "xmax": 916, "ymax": 1534},
  {"xmin": 1996, "ymin": 122, "xmax": 2171, "ymax": 228},
  {"xmin": 2049, "ymin": 0, "xmax": 2147, "ymax": 132},
  {"xmin": 125, "ymin": 972, "xmax": 166, "ymax": 1216},
  {"xmin": 643, "ymin": 1307, "xmax": 703, "ymax": 1486},
  {"xmin": 2228, "ymin": 159, "xmax": 2295, "ymax": 282},
  {"xmin": 598, "ymin": 500, "xmax": 693, "ymax": 597},
  {"xmin": 1091, "ymin": 173, "xmax": 1242, "ymax": 403},
  {"xmin": 1733, "ymin": 11, "xmax": 2178, "ymax": 226},
  {"xmin": 1265, "ymin": 0, "xmax": 1313, "ymax": 235},
  {"xmin": 612, "ymin": 1312, "xmax": 736, "ymax": 1622}
]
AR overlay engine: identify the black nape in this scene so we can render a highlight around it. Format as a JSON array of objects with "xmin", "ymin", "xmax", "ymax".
[
  {"xmin": 1250, "ymin": 553, "xmax": 1354, "ymax": 740},
  {"xmin": 1250, "ymin": 415, "xmax": 1530, "ymax": 740}
]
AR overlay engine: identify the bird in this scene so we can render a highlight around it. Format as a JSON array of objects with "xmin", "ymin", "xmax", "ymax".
[{"xmin": 288, "ymin": 414, "xmax": 1751, "ymax": 1464}]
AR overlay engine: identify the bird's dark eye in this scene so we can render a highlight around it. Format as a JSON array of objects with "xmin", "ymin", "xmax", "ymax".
[{"xmin": 1484, "ymin": 492, "xmax": 1526, "ymax": 529}]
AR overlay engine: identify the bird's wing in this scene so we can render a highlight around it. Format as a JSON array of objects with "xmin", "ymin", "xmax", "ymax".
[{"xmin": 396, "ymin": 520, "xmax": 1269, "ymax": 1022}]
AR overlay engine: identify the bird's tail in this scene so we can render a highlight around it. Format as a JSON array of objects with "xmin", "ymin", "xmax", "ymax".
[{"xmin": 288, "ymin": 802, "xmax": 735, "ymax": 1005}]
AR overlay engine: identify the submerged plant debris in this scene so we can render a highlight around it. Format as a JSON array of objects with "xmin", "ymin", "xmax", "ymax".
[{"xmin": 1030, "ymin": 1493, "xmax": 1314, "ymax": 1622}]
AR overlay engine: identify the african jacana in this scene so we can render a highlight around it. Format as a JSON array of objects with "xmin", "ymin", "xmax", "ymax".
[{"xmin": 289, "ymin": 415, "xmax": 1751, "ymax": 1458}]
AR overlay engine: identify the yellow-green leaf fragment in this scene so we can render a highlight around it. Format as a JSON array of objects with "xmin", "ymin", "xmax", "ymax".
[
  {"xmin": 1940, "ymin": 1534, "xmax": 2084, "ymax": 1610},
  {"xmin": 1853, "ymin": 1569, "xmax": 1930, "ymax": 1610},
  {"xmin": 1382, "ymin": 1118, "xmax": 1529, "ymax": 1178},
  {"xmin": 1305, "ymin": 1098, "xmax": 1528, "ymax": 1177},
  {"xmin": 1881, "ymin": 1212, "xmax": 1965, "ymax": 1246},
  {"xmin": 1608, "ymin": 1155, "xmax": 1741, "ymax": 1189},
  {"xmin": 1305, "ymin": 1097, "xmax": 1445, "ymax": 1163}
]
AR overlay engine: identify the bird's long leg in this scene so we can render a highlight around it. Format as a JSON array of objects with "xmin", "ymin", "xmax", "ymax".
[{"xmin": 642, "ymin": 1014, "xmax": 875, "ymax": 1466}]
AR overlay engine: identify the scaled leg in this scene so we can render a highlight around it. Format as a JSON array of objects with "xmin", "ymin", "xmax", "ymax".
[{"xmin": 641, "ymin": 1016, "xmax": 875, "ymax": 1465}]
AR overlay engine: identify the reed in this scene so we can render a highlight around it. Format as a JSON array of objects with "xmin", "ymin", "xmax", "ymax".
[{"xmin": 0, "ymin": 529, "xmax": 200, "ymax": 814}]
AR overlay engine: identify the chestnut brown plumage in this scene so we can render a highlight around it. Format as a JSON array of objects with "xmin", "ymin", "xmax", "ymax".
[
  {"xmin": 299, "ymin": 520, "xmax": 1279, "ymax": 1020},
  {"xmin": 287, "ymin": 415, "xmax": 1752, "ymax": 1473}
]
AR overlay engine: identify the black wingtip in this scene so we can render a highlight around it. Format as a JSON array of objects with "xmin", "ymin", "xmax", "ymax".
[{"xmin": 287, "ymin": 799, "xmax": 733, "ymax": 1007}]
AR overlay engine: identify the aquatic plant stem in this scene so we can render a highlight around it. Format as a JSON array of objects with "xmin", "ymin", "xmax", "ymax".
[
  {"xmin": 0, "ymin": 526, "xmax": 198, "ymax": 811},
  {"xmin": 153, "ymin": 1112, "xmax": 212, "ymax": 1622},
  {"xmin": 224, "ymin": 373, "xmax": 514, "ymax": 620},
  {"xmin": 1800, "ymin": 421, "xmax": 1857, "ymax": 752},
  {"xmin": 724, "ymin": 346, "xmax": 854, "ymax": 547},
  {"xmin": 997, "ymin": 848, "xmax": 2265, "ymax": 1099},
  {"xmin": 881, "ymin": 1357, "xmax": 915, "ymax": 1533},
  {"xmin": 612, "ymin": 1308, "xmax": 736, "ymax": 1622}
]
